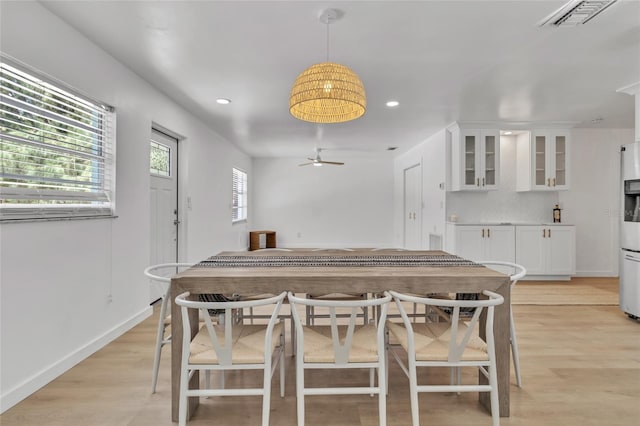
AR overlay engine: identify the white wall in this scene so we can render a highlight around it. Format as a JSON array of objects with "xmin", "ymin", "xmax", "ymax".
[
  {"xmin": 393, "ymin": 130, "xmax": 447, "ymax": 249},
  {"xmin": 252, "ymin": 156, "xmax": 394, "ymax": 247},
  {"xmin": 0, "ymin": 1, "xmax": 251, "ymax": 411},
  {"xmin": 559, "ymin": 128, "xmax": 632, "ymax": 277}
]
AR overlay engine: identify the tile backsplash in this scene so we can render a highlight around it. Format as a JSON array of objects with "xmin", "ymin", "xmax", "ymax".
[{"xmin": 446, "ymin": 190, "xmax": 559, "ymax": 223}]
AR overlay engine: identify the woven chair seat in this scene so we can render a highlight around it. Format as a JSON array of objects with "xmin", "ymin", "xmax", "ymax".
[
  {"xmin": 189, "ymin": 323, "xmax": 284, "ymax": 364},
  {"xmin": 301, "ymin": 324, "xmax": 379, "ymax": 363},
  {"xmin": 386, "ymin": 321, "xmax": 488, "ymax": 361}
]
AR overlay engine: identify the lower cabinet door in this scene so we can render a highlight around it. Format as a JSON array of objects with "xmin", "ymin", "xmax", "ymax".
[
  {"xmin": 515, "ymin": 226, "xmax": 546, "ymax": 275},
  {"xmin": 484, "ymin": 226, "xmax": 515, "ymax": 263},
  {"xmin": 455, "ymin": 226, "xmax": 485, "ymax": 261},
  {"xmin": 547, "ymin": 226, "xmax": 576, "ymax": 275}
]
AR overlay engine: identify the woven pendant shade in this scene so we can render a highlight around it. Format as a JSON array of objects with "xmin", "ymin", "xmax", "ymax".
[{"xmin": 289, "ymin": 62, "xmax": 366, "ymax": 124}]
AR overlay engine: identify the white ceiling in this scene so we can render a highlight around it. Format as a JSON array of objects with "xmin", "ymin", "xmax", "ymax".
[{"xmin": 40, "ymin": 0, "xmax": 640, "ymax": 159}]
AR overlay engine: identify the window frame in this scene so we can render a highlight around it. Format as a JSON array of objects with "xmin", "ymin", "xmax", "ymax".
[
  {"xmin": 232, "ymin": 167, "xmax": 247, "ymax": 223},
  {"xmin": 0, "ymin": 57, "xmax": 116, "ymax": 222}
]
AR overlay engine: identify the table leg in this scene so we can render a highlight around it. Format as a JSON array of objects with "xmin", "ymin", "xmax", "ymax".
[
  {"xmin": 479, "ymin": 280, "xmax": 510, "ymax": 417},
  {"xmin": 171, "ymin": 285, "xmax": 200, "ymax": 422}
]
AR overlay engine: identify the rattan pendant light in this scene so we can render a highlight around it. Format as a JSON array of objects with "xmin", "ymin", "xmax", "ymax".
[{"xmin": 289, "ymin": 9, "xmax": 366, "ymax": 124}]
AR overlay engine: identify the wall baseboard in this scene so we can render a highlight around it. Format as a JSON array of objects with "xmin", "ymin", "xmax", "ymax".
[
  {"xmin": 574, "ymin": 271, "xmax": 618, "ymax": 278},
  {"xmin": 0, "ymin": 306, "xmax": 152, "ymax": 413}
]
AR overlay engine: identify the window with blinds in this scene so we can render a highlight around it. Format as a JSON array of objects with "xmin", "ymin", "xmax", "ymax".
[
  {"xmin": 0, "ymin": 60, "xmax": 116, "ymax": 220},
  {"xmin": 232, "ymin": 167, "xmax": 247, "ymax": 223}
]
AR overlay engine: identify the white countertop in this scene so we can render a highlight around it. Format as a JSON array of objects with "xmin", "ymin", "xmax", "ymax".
[{"xmin": 445, "ymin": 222, "xmax": 575, "ymax": 226}]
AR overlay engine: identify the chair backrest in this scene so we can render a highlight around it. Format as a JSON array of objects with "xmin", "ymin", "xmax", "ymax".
[
  {"xmin": 144, "ymin": 263, "xmax": 193, "ymax": 298},
  {"xmin": 477, "ymin": 261, "xmax": 526, "ymax": 288},
  {"xmin": 288, "ymin": 292, "xmax": 392, "ymax": 364},
  {"xmin": 389, "ymin": 290, "xmax": 504, "ymax": 362},
  {"xmin": 175, "ymin": 291, "xmax": 286, "ymax": 366}
]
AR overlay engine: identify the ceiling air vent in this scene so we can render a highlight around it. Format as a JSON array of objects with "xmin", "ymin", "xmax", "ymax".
[{"xmin": 538, "ymin": 0, "xmax": 617, "ymax": 27}]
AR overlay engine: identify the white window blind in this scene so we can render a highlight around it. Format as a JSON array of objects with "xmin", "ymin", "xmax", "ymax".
[
  {"xmin": 0, "ymin": 60, "xmax": 116, "ymax": 220},
  {"xmin": 232, "ymin": 167, "xmax": 247, "ymax": 222}
]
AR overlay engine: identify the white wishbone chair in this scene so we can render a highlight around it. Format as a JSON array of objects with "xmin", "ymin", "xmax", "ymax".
[
  {"xmin": 245, "ymin": 248, "xmax": 296, "ymax": 354},
  {"xmin": 478, "ymin": 261, "xmax": 526, "ymax": 387},
  {"xmin": 175, "ymin": 291, "xmax": 287, "ymax": 426},
  {"xmin": 288, "ymin": 291, "xmax": 392, "ymax": 426},
  {"xmin": 387, "ymin": 290, "xmax": 504, "ymax": 426},
  {"xmin": 306, "ymin": 248, "xmax": 369, "ymax": 325},
  {"xmin": 143, "ymin": 262, "xmax": 193, "ymax": 393}
]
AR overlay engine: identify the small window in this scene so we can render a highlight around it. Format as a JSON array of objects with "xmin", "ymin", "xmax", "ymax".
[
  {"xmin": 0, "ymin": 59, "xmax": 115, "ymax": 220},
  {"xmin": 232, "ymin": 167, "xmax": 247, "ymax": 223},
  {"xmin": 150, "ymin": 140, "xmax": 170, "ymax": 176}
]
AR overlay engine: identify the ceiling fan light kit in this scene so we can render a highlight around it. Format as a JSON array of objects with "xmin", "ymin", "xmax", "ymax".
[{"xmin": 289, "ymin": 9, "xmax": 366, "ymax": 124}]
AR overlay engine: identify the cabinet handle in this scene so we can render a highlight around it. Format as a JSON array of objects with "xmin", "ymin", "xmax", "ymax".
[
  {"xmin": 547, "ymin": 178, "xmax": 551, "ymax": 187},
  {"xmin": 482, "ymin": 177, "xmax": 485, "ymax": 186},
  {"xmin": 477, "ymin": 178, "xmax": 480, "ymax": 187},
  {"xmin": 482, "ymin": 229, "xmax": 485, "ymax": 238},
  {"xmin": 553, "ymin": 178, "xmax": 556, "ymax": 187},
  {"xmin": 548, "ymin": 228, "xmax": 551, "ymax": 238},
  {"xmin": 543, "ymin": 229, "xmax": 546, "ymax": 238},
  {"xmin": 487, "ymin": 228, "xmax": 491, "ymax": 238}
]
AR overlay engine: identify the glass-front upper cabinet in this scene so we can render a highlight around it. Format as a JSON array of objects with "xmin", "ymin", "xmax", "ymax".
[
  {"xmin": 464, "ymin": 134, "xmax": 476, "ymax": 186},
  {"xmin": 554, "ymin": 134, "xmax": 567, "ymax": 187},
  {"xmin": 484, "ymin": 133, "xmax": 497, "ymax": 186},
  {"xmin": 535, "ymin": 134, "xmax": 547, "ymax": 187},
  {"xmin": 517, "ymin": 129, "xmax": 570, "ymax": 191},
  {"xmin": 449, "ymin": 123, "xmax": 500, "ymax": 191}
]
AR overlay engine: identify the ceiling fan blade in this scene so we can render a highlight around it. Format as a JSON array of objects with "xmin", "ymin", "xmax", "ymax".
[
  {"xmin": 298, "ymin": 162, "xmax": 313, "ymax": 167},
  {"xmin": 319, "ymin": 160, "xmax": 344, "ymax": 165}
]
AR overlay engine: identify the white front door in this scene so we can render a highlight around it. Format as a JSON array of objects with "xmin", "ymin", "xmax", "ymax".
[
  {"xmin": 404, "ymin": 164, "xmax": 422, "ymax": 249},
  {"xmin": 149, "ymin": 129, "xmax": 179, "ymax": 303}
]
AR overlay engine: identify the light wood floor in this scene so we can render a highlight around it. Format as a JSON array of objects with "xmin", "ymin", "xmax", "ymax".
[{"xmin": 2, "ymin": 278, "xmax": 639, "ymax": 425}]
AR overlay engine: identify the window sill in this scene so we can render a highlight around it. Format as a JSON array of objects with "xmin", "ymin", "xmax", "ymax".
[{"xmin": 0, "ymin": 215, "xmax": 119, "ymax": 224}]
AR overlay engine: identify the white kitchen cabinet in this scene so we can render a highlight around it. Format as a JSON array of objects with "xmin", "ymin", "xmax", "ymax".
[
  {"xmin": 449, "ymin": 123, "xmax": 500, "ymax": 191},
  {"xmin": 516, "ymin": 130, "xmax": 570, "ymax": 191},
  {"xmin": 445, "ymin": 224, "xmax": 515, "ymax": 263},
  {"xmin": 515, "ymin": 225, "xmax": 575, "ymax": 279}
]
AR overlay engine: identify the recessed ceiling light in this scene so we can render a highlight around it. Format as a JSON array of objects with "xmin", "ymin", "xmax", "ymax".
[
  {"xmin": 386, "ymin": 100, "xmax": 399, "ymax": 107},
  {"xmin": 216, "ymin": 98, "xmax": 231, "ymax": 105},
  {"xmin": 504, "ymin": 131, "xmax": 513, "ymax": 135}
]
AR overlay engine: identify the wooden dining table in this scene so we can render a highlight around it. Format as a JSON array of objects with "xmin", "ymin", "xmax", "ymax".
[{"xmin": 170, "ymin": 249, "xmax": 511, "ymax": 421}]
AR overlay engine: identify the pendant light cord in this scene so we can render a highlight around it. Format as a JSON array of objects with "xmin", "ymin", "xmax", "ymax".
[{"xmin": 326, "ymin": 19, "xmax": 330, "ymax": 62}]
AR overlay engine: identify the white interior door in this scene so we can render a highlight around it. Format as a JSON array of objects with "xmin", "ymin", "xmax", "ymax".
[
  {"xmin": 404, "ymin": 164, "xmax": 422, "ymax": 249},
  {"xmin": 149, "ymin": 129, "xmax": 178, "ymax": 303}
]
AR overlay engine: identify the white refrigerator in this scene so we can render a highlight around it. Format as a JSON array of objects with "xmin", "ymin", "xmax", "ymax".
[{"xmin": 620, "ymin": 142, "xmax": 640, "ymax": 319}]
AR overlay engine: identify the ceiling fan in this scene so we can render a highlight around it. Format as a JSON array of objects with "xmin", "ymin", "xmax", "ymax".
[{"xmin": 298, "ymin": 148, "xmax": 344, "ymax": 167}]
